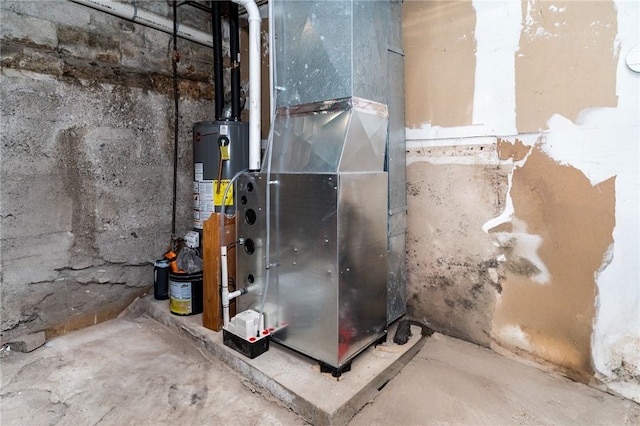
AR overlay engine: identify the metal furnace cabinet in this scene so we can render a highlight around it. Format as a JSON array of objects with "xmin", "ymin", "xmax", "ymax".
[{"xmin": 236, "ymin": 171, "xmax": 388, "ymax": 369}]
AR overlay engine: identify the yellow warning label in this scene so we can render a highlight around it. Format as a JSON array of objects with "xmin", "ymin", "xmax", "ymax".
[
  {"xmin": 220, "ymin": 145, "xmax": 230, "ymax": 160},
  {"xmin": 170, "ymin": 298, "xmax": 191, "ymax": 315},
  {"xmin": 213, "ymin": 180, "xmax": 233, "ymax": 206}
]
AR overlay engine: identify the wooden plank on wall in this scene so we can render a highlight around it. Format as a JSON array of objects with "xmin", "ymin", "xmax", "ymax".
[{"xmin": 203, "ymin": 213, "xmax": 236, "ymax": 331}]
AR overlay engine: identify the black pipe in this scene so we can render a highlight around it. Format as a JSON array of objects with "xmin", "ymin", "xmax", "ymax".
[
  {"xmin": 171, "ymin": 1, "xmax": 180, "ymax": 237},
  {"xmin": 212, "ymin": 1, "xmax": 224, "ymax": 120},
  {"xmin": 180, "ymin": 1, "xmax": 211, "ymax": 13},
  {"xmin": 393, "ymin": 319, "xmax": 435, "ymax": 345},
  {"xmin": 229, "ymin": 0, "xmax": 241, "ymax": 121}
]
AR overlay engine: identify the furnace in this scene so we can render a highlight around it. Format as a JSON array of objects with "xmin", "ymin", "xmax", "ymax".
[{"xmin": 226, "ymin": 0, "xmax": 406, "ymax": 376}]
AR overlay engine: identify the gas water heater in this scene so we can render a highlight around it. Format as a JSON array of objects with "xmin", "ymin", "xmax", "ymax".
[
  {"xmin": 192, "ymin": 121, "xmax": 248, "ymax": 230},
  {"xmin": 192, "ymin": 1, "xmax": 249, "ymax": 235}
]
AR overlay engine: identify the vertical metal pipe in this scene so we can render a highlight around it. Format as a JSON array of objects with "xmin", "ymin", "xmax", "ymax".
[
  {"xmin": 171, "ymin": 1, "xmax": 179, "ymax": 237},
  {"xmin": 212, "ymin": 1, "xmax": 224, "ymax": 120},
  {"xmin": 229, "ymin": 1, "xmax": 241, "ymax": 120}
]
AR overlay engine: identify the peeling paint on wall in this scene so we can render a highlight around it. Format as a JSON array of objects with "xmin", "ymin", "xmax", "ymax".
[
  {"xmin": 404, "ymin": 0, "xmax": 639, "ymax": 402},
  {"xmin": 496, "ymin": 137, "xmax": 529, "ymax": 162},
  {"xmin": 490, "ymin": 145, "xmax": 616, "ymax": 381},
  {"xmin": 403, "ymin": 0, "xmax": 476, "ymax": 129},
  {"xmin": 516, "ymin": 0, "xmax": 619, "ymax": 132}
]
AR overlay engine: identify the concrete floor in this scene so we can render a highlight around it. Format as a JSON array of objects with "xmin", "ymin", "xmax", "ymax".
[
  {"xmin": 0, "ymin": 316, "xmax": 304, "ymax": 426},
  {"xmin": 1, "ymin": 313, "xmax": 638, "ymax": 425},
  {"xmin": 135, "ymin": 296, "xmax": 427, "ymax": 425},
  {"xmin": 351, "ymin": 333, "xmax": 640, "ymax": 425}
]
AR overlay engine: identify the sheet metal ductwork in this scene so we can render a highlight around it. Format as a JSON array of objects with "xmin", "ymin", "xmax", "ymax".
[{"xmin": 236, "ymin": 0, "xmax": 406, "ymax": 371}]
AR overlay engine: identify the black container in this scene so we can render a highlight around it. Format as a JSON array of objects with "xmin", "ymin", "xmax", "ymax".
[
  {"xmin": 154, "ymin": 259, "xmax": 170, "ymax": 300},
  {"xmin": 169, "ymin": 271, "xmax": 203, "ymax": 315},
  {"xmin": 223, "ymin": 329, "xmax": 269, "ymax": 359}
]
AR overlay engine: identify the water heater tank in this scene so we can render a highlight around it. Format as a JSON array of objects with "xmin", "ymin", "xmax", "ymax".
[{"xmin": 192, "ymin": 121, "xmax": 249, "ymax": 230}]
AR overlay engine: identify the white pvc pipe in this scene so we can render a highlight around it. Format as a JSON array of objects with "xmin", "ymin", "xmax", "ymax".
[
  {"xmin": 222, "ymin": 254, "xmax": 244, "ymax": 328},
  {"xmin": 232, "ymin": 0, "xmax": 262, "ymax": 170},
  {"xmin": 69, "ymin": 0, "xmax": 213, "ymax": 47},
  {"xmin": 228, "ymin": 290, "xmax": 242, "ymax": 300},
  {"xmin": 221, "ymin": 245, "xmax": 230, "ymax": 326}
]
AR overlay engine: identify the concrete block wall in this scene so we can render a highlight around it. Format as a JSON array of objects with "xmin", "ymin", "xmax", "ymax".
[{"xmin": 1, "ymin": 1, "xmax": 218, "ymax": 341}]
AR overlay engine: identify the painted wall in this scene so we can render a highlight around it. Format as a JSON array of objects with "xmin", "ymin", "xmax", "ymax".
[
  {"xmin": 404, "ymin": 0, "xmax": 639, "ymax": 402},
  {"xmin": 0, "ymin": 1, "xmax": 217, "ymax": 341}
]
